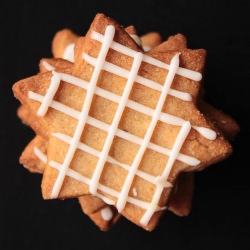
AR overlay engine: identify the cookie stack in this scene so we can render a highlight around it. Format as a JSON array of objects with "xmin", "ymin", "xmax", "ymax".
[{"xmin": 12, "ymin": 13, "xmax": 239, "ymax": 231}]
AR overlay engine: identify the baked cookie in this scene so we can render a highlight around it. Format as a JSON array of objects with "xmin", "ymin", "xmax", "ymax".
[
  {"xmin": 50, "ymin": 27, "xmax": 240, "ymax": 217},
  {"xmin": 23, "ymin": 58, "xmax": 240, "ymax": 225},
  {"xmin": 51, "ymin": 26, "xmax": 162, "ymax": 62},
  {"xmin": 20, "ymin": 28, "xmax": 197, "ymax": 223},
  {"xmin": 150, "ymin": 33, "xmax": 240, "ymax": 141},
  {"xmin": 13, "ymin": 13, "xmax": 234, "ymax": 231},
  {"xmin": 52, "ymin": 29, "xmax": 79, "ymax": 62},
  {"xmin": 140, "ymin": 31, "xmax": 162, "ymax": 51},
  {"xmin": 17, "ymin": 26, "xmax": 165, "ymax": 230},
  {"xmin": 198, "ymin": 99, "xmax": 240, "ymax": 141},
  {"xmin": 19, "ymin": 133, "xmax": 120, "ymax": 230},
  {"xmin": 51, "ymin": 24, "xmax": 240, "ymax": 142},
  {"xmin": 18, "ymin": 57, "xmax": 195, "ymax": 229}
]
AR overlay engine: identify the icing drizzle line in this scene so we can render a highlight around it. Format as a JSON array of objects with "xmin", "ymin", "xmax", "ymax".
[
  {"xmin": 117, "ymin": 53, "xmax": 180, "ymax": 212},
  {"xmin": 28, "ymin": 25, "xmax": 217, "ymax": 226},
  {"xmin": 89, "ymin": 52, "xmax": 143, "ymax": 195},
  {"xmin": 33, "ymin": 146, "xmax": 114, "ymax": 222},
  {"xmin": 50, "ymin": 25, "xmax": 115, "ymax": 198}
]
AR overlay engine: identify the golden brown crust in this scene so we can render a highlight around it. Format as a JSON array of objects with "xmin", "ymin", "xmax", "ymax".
[
  {"xmin": 198, "ymin": 99, "xmax": 240, "ymax": 141},
  {"xmin": 52, "ymin": 28, "xmax": 79, "ymax": 58},
  {"xmin": 85, "ymin": 203, "xmax": 121, "ymax": 231},
  {"xmin": 12, "ymin": 13, "xmax": 236, "ymax": 231},
  {"xmin": 39, "ymin": 58, "xmax": 73, "ymax": 73},
  {"xmin": 167, "ymin": 172, "xmax": 195, "ymax": 216},
  {"xmin": 19, "ymin": 135, "xmax": 48, "ymax": 174},
  {"xmin": 140, "ymin": 31, "xmax": 162, "ymax": 50},
  {"xmin": 150, "ymin": 33, "xmax": 187, "ymax": 52}
]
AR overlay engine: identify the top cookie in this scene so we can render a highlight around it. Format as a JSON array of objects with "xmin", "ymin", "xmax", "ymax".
[{"xmin": 13, "ymin": 13, "xmax": 232, "ymax": 231}]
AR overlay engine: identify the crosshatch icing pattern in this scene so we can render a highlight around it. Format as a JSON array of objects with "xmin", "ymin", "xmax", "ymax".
[
  {"xmin": 12, "ymin": 11, "xmax": 236, "ymax": 232},
  {"xmin": 26, "ymin": 25, "xmax": 215, "ymax": 225},
  {"xmin": 27, "ymin": 24, "xmax": 217, "ymax": 226}
]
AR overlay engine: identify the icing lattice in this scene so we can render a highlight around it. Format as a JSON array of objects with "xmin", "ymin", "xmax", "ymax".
[{"xmin": 28, "ymin": 25, "xmax": 216, "ymax": 226}]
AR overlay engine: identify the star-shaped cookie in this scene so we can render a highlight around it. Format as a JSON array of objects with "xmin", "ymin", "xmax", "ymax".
[{"xmin": 13, "ymin": 13, "xmax": 233, "ymax": 231}]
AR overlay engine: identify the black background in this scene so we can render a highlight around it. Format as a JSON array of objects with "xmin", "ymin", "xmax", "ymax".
[{"xmin": 0, "ymin": 0, "xmax": 250, "ymax": 249}]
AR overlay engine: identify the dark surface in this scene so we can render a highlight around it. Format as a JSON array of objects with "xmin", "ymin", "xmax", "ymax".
[{"xmin": 0, "ymin": 1, "xmax": 249, "ymax": 249}]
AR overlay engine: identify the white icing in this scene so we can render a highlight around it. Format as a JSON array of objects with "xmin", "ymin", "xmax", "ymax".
[
  {"xmin": 100, "ymin": 206, "xmax": 113, "ymax": 221},
  {"xmin": 96, "ymin": 194, "xmax": 115, "ymax": 206},
  {"xmin": 83, "ymin": 52, "xmax": 192, "ymax": 101},
  {"xmin": 117, "ymin": 53, "xmax": 180, "ymax": 212},
  {"xmin": 50, "ymin": 25, "xmax": 115, "ymax": 198},
  {"xmin": 34, "ymin": 146, "xmax": 47, "ymax": 163},
  {"xmin": 89, "ymin": 52, "xmax": 143, "ymax": 195},
  {"xmin": 42, "ymin": 61, "xmax": 55, "ymax": 71},
  {"xmin": 140, "ymin": 121, "xmax": 191, "ymax": 225},
  {"xmin": 52, "ymin": 132, "xmax": 173, "ymax": 186},
  {"xmin": 37, "ymin": 70, "xmax": 61, "ymax": 117},
  {"xmin": 142, "ymin": 45, "xmax": 151, "ymax": 52},
  {"xmin": 62, "ymin": 43, "xmax": 75, "ymax": 62},
  {"xmin": 29, "ymin": 93, "xmax": 200, "ymax": 166},
  {"xmin": 193, "ymin": 125, "xmax": 216, "ymax": 140},
  {"xmin": 130, "ymin": 34, "xmax": 142, "ymax": 46},
  {"xmin": 27, "ymin": 24, "xmax": 217, "ymax": 226},
  {"xmin": 133, "ymin": 187, "xmax": 137, "ymax": 196},
  {"xmin": 91, "ymin": 30, "xmax": 202, "ymax": 81},
  {"xmin": 29, "ymin": 89, "xmax": 212, "ymax": 140},
  {"xmin": 23, "ymin": 165, "xmax": 29, "ymax": 170},
  {"xmin": 50, "ymin": 160, "xmax": 157, "ymax": 209}
]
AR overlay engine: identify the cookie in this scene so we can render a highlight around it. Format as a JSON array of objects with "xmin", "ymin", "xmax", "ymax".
[
  {"xmin": 198, "ymin": 99, "xmax": 240, "ymax": 141},
  {"xmin": 140, "ymin": 31, "xmax": 162, "ymax": 51},
  {"xmin": 13, "ymin": 12, "xmax": 232, "ymax": 229},
  {"xmin": 19, "ymin": 132, "xmax": 194, "ymax": 225},
  {"xmin": 20, "ymin": 30, "xmax": 195, "ymax": 224},
  {"xmin": 51, "ymin": 25, "xmax": 162, "ymax": 63},
  {"xmin": 19, "ymin": 133, "xmax": 120, "ymax": 230},
  {"xmin": 21, "ymin": 58, "xmax": 239, "ymax": 221},
  {"xmin": 48, "ymin": 30, "xmax": 194, "ymax": 219},
  {"xmin": 18, "ymin": 58, "xmax": 194, "ymax": 229},
  {"xmin": 20, "ymin": 24, "xmax": 144, "ymax": 229},
  {"xmin": 13, "ymin": 13, "xmax": 233, "ymax": 231},
  {"xmin": 50, "ymin": 27, "xmax": 240, "ymax": 218},
  {"xmin": 78, "ymin": 195, "xmax": 121, "ymax": 231},
  {"xmin": 52, "ymin": 29, "xmax": 79, "ymax": 62},
  {"xmin": 20, "ymin": 135, "xmax": 48, "ymax": 174},
  {"xmin": 167, "ymin": 172, "xmax": 194, "ymax": 216},
  {"xmin": 150, "ymin": 33, "xmax": 240, "ymax": 141},
  {"xmin": 150, "ymin": 33, "xmax": 187, "ymax": 52},
  {"xmin": 39, "ymin": 58, "xmax": 73, "ymax": 74},
  {"xmin": 20, "ymin": 56, "xmax": 121, "ymax": 230}
]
